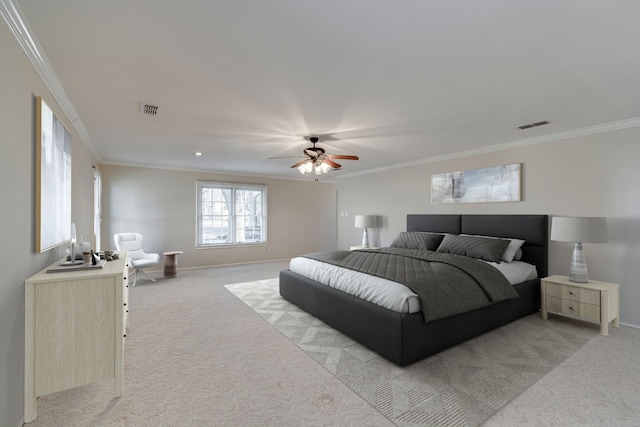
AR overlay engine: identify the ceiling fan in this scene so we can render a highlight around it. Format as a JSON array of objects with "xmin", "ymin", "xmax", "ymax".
[{"xmin": 269, "ymin": 136, "xmax": 359, "ymax": 175}]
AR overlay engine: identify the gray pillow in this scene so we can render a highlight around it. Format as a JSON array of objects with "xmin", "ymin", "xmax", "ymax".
[
  {"xmin": 514, "ymin": 248, "xmax": 523, "ymax": 261},
  {"xmin": 461, "ymin": 234, "xmax": 525, "ymax": 263},
  {"xmin": 390, "ymin": 232, "xmax": 445, "ymax": 251},
  {"xmin": 436, "ymin": 234, "xmax": 510, "ymax": 262}
]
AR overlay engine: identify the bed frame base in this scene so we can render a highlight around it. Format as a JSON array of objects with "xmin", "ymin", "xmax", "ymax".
[
  {"xmin": 280, "ymin": 214, "xmax": 548, "ymax": 366},
  {"xmin": 280, "ymin": 270, "xmax": 539, "ymax": 366}
]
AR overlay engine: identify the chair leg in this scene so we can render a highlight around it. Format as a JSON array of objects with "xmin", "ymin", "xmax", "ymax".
[{"xmin": 135, "ymin": 268, "xmax": 156, "ymax": 284}]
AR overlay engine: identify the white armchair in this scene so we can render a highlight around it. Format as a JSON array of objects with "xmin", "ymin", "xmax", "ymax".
[{"xmin": 114, "ymin": 233, "xmax": 160, "ymax": 286}]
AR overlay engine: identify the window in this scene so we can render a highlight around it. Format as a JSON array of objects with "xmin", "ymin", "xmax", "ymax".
[{"xmin": 196, "ymin": 181, "xmax": 267, "ymax": 247}]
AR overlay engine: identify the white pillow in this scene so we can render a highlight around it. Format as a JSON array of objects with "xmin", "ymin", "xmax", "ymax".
[
  {"xmin": 502, "ymin": 238, "xmax": 525, "ymax": 262},
  {"xmin": 482, "ymin": 260, "xmax": 537, "ymax": 284},
  {"xmin": 461, "ymin": 234, "xmax": 525, "ymax": 263}
]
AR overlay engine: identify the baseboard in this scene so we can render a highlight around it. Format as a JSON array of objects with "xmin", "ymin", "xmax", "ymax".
[
  {"xmin": 175, "ymin": 258, "xmax": 291, "ymax": 272},
  {"xmin": 620, "ymin": 321, "xmax": 640, "ymax": 330}
]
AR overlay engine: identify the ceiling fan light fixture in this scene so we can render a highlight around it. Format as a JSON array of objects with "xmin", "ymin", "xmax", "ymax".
[
  {"xmin": 277, "ymin": 135, "xmax": 359, "ymax": 175},
  {"xmin": 315, "ymin": 161, "xmax": 332, "ymax": 175},
  {"xmin": 297, "ymin": 159, "xmax": 333, "ymax": 175},
  {"xmin": 297, "ymin": 160, "xmax": 313, "ymax": 174}
]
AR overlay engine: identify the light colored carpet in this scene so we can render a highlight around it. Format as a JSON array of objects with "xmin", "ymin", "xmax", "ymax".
[
  {"xmin": 484, "ymin": 323, "xmax": 640, "ymax": 426},
  {"xmin": 27, "ymin": 263, "xmax": 392, "ymax": 426},
  {"xmin": 225, "ymin": 278, "xmax": 599, "ymax": 427},
  {"xmin": 26, "ymin": 262, "xmax": 640, "ymax": 426}
]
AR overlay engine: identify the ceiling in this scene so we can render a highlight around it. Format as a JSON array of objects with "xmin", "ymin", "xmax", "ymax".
[{"xmin": 11, "ymin": 0, "xmax": 640, "ymax": 180}]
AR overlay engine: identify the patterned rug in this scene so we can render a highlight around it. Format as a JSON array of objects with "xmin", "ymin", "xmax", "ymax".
[{"xmin": 225, "ymin": 279, "xmax": 597, "ymax": 427}]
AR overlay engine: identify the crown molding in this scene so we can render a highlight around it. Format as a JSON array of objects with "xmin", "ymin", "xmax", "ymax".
[
  {"xmin": 0, "ymin": 0, "xmax": 100, "ymax": 160},
  {"xmin": 98, "ymin": 160, "xmax": 338, "ymax": 184},
  {"xmin": 337, "ymin": 117, "xmax": 640, "ymax": 179}
]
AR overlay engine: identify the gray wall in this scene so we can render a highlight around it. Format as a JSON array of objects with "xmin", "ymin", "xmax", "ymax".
[
  {"xmin": 338, "ymin": 131, "xmax": 640, "ymax": 327},
  {"xmin": 100, "ymin": 164, "xmax": 337, "ymax": 268},
  {"xmin": 0, "ymin": 21, "xmax": 97, "ymax": 427}
]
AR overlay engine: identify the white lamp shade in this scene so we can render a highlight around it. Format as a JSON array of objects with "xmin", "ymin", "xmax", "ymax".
[
  {"xmin": 550, "ymin": 216, "xmax": 608, "ymax": 243},
  {"xmin": 355, "ymin": 215, "xmax": 377, "ymax": 228}
]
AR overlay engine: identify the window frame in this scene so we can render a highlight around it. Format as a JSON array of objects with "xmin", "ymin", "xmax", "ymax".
[{"xmin": 196, "ymin": 181, "xmax": 267, "ymax": 248}]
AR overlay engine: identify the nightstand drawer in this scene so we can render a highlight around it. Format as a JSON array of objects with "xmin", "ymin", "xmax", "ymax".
[
  {"xmin": 545, "ymin": 296, "xmax": 600, "ymax": 323},
  {"xmin": 545, "ymin": 283, "xmax": 600, "ymax": 305}
]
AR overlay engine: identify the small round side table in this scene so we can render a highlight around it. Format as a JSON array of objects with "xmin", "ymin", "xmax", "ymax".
[{"xmin": 162, "ymin": 251, "xmax": 183, "ymax": 278}]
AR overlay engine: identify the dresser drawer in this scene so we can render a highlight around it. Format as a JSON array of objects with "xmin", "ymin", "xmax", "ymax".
[
  {"xmin": 546, "ymin": 296, "xmax": 600, "ymax": 323},
  {"xmin": 545, "ymin": 282, "xmax": 600, "ymax": 305}
]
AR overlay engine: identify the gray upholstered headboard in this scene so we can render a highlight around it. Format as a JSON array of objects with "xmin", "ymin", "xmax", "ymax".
[{"xmin": 406, "ymin": 214, "xmax": 549, "ymax": 278}]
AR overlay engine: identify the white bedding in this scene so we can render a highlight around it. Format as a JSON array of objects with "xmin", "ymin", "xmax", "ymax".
[
  {"xmin": 483, "ymin": 260, "xmax": 538, "ymax": 285},
  {"xmin": 289, "ymin": 255, "xmax": 537, "ymax": 314}
]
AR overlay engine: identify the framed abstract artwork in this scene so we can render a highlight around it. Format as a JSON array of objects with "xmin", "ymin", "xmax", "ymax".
[
  {"xmin": 36, "ymin": 96, "xmax": 72, "ymax": 252},
  {"xmin": 431, "ymin": 163, "xmax": 521, "ymax": 204}
]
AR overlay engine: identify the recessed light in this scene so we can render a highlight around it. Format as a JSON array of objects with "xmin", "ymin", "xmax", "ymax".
[{"xmin": 194, "ymin": 152, "xmax": 203, "ymax": 156}]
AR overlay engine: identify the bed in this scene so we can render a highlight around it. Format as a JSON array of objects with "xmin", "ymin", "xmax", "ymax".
[{"xmin": 279, "ymin": 214, "xmax": 548, "ymax": 366}]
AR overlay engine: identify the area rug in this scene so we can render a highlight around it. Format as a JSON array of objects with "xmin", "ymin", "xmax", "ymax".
[{"xmin": 225, "ymin": 279, "xmax": 597, "ymax": 427}]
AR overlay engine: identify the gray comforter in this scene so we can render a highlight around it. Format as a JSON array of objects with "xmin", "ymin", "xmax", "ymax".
[{"xmin": 303, "ymin": 247, "xmax": 518, "ymax": 322}]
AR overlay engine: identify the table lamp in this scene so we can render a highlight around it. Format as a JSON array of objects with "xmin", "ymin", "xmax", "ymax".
[
  {"xmin": 550, "ymin": 216, "xmax": 608, "ymax": 283},
  {"xmin": 355, "ymin": 215, "xmax": 377, "ymax": 248}
]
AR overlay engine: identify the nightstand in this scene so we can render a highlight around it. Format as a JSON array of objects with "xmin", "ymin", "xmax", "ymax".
[
  {"xmin": 350, "ymin": 246, "xmax": 380, "ymax": 250},
  {"xmin": 541, "ymin": 275, "xmax": 620, "ymax": 336}
]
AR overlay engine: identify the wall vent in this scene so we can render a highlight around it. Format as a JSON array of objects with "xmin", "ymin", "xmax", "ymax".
[
  {"xmin": 139, "ymin": 103, "xmax": 159, "ymax": 116},
  {"xmin": 518, "ymin": 120, "xmax": 549, "ymax": 130}
]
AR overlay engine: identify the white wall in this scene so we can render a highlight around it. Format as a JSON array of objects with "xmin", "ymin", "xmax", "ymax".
[
  {"xmin": 0, "ymin": 21, "xmax": 97, "ymax": 426},
  {"xmin": 100, "ymin": 164, "xmax": 338, "ymax": 269},
  {"xmin": 338, "ymin": 131, "xmax": 640, "ymax": 327}
]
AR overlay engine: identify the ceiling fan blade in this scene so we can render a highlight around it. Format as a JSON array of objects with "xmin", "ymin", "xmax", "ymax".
[
  {"xmin": 268, "ymin": 155, "xmax": 305, "ymax": 159},
  {"xmin": 290, "ymin": 159, "xmax": 309, "ymax": 169},
  {"xmin": 327, "ymin": 154, "xmax": 359, "ymax": 160},
  {"xmin": 323, "ymin": 159, "xmax": 342, "ymax": 169}
]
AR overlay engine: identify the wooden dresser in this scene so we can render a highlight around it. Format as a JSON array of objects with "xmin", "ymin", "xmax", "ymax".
[{"xmin": 24, "ymin": 252, "xmax": 128, "ymax": 423}]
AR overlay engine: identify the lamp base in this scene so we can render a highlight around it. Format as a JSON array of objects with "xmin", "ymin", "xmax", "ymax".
[
  {"xmin": 361, "ymin": 228, "xmax": 369, "ymax": 248},
  {"xmin": 569, "ymin": 242, "xmax": 589, "ymax": 283}
]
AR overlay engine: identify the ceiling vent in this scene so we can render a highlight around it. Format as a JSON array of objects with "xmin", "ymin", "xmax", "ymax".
[
  {"xmin": 518, "ymin": 120, "xmax": 549, "ymax": 130},
  {"xmin": 140, "ymin": 103, "xmax": 159, "ymax": 116}
]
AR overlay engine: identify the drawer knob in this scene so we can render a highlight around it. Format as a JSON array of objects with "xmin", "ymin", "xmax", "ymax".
[
  {"xmin": 569, "ymin": 291, "xmax": 574, "ymax": 295},
  {"xmin": 124, "ymin": 303, "xmax": 127, "ymax": 306},
  {"xmin": 569, "ymin": 306, "xmax": 574, "ymax": 310}
]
